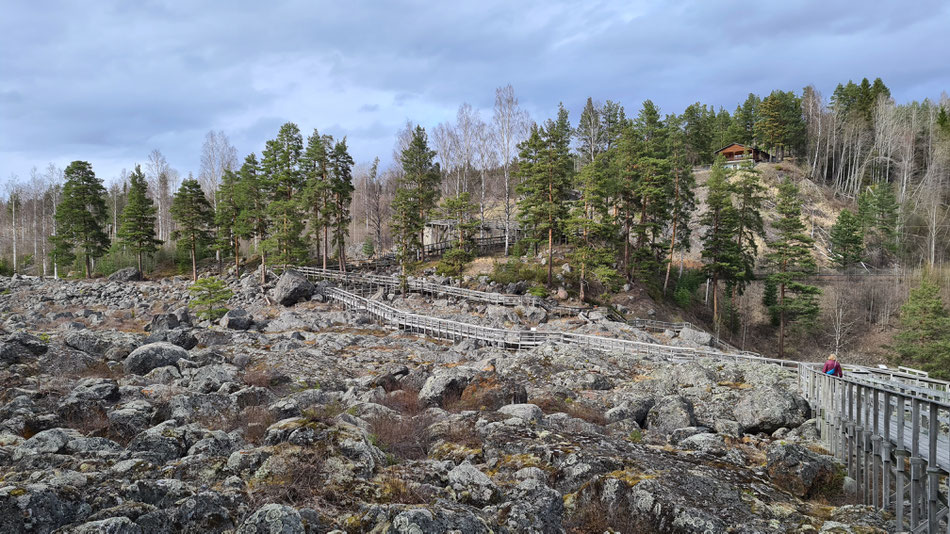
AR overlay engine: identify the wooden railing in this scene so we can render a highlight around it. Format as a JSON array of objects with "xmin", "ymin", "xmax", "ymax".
[{"xmin": 800, "ymin": 366, "xmax": 949, "ymax": 532}]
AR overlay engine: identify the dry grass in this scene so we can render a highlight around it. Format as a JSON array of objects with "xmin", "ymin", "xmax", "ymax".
[
  {"xmin": 563, "ymin": 498, "xmax": 659, "ymax": 534},
  {"xmin": 367, "ymin": 413, "xmax": 434, "ymax": 461},
  {"xmin": 374, "ymin": 468, "xmax": 430, "ymax": 504},
  {"xmin": 77, "ymin": 360, "xmax": 123, "ymax": 379},
  {"xmin": 529, "ymin": 396, "xmax": 607, "ymax": 426}
]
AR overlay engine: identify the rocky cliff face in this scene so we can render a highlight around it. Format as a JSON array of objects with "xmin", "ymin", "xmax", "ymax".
[{"xmin": 0, "ymin": 273, "xmax": 890, "ymax": 533}]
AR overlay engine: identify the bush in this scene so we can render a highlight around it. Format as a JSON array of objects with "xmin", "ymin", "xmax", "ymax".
[
  {"xmin": 527, "ymin": 285, "xmax": 548, "ymax": 298},
  {"xmin": 670, "ymin": 268, "xmax": 704, "ymax": 309},
  {"xmin": 367, "ymin": 413, "xmax": 434, "ymax": 460},
  {"xmin": 673, "ymin": 287, "xmax": 692, "ymax": 308},
  {"xmin": 490, "ymin": 257, "xmax": 545, "ymax": 286},
  {"xmin": 435, "ymin": 247, "xmax": 472, "ymax": 277}
]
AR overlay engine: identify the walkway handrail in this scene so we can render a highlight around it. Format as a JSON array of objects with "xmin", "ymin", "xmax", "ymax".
[{"xmin": 799, "ymin": 365, "xmax": 949, "ymax": 532}]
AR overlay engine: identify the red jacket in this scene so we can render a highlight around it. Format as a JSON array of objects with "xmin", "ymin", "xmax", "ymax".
[{"xmin": 822, "ymin": 360, "xmax": 842, "ymax": 377}]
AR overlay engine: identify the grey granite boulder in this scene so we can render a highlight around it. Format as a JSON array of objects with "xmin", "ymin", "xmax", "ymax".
[
  {"xmin": 124, "ymin": 342, "xmax": 187, "ymax": 375},
  {"xmin": 272, "ymin": 270, "xmax": 314, "ymax": 307}
]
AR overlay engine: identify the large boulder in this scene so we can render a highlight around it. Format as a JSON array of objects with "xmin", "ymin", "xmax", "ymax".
[
  {"xmin": 219, "ymin": 309, "xmax": 252, "ymax": 330},
  {"xmin": 236, "ymin": 504, "xmax": 304, "ymax": 534},
  {"xmin": 677, "ymin": 327, "xmax": 712, "ymax": 346},
  {"xmin": 108, "ymin": 267, "xmax": 143, "ymax": 282},
  {"xmin": 448, "ymin": 460, "xmax": 500, "ymax": 506},
  {"xmin": 734, "ymin": 387, "xmax": 810, "ymax": 434},
  {"xmin": 766, "ymin": 442, "xmax": 842, "ymax": 498},
  {"xmin": 124, "ymin": 342, "xmax": 187, "ymax": 375},
  {"xmin": 272, "ymin": 270, "xmax": 314, "ymax": 307},
  {"xmin": 645, "ymin": 395, "xmax": 696, "ymax": 435},
  {"xmin": 419, "ymin": 367, "xmax": 478, "ymax": 407}
]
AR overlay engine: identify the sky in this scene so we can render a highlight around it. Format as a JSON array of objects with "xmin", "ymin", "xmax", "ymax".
[{"xmin": 2, "ymin": 0, "xmax": 949, "ymax": 187}]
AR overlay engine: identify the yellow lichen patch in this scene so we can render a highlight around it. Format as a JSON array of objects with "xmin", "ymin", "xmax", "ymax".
[
  {"xmin": 488, "ymin": 453, "xmax": 553, "ymax": 477},
  {"xmin": 429, "ymin": 441, "xmax": 483, "ymax": 463},
  {"xmin": 605, "ymin": 469, "xmax": 657, "ymax": 487},
  {"xmin": 717, "ymin": 381, "xmax": 752, "ymax": 390}
]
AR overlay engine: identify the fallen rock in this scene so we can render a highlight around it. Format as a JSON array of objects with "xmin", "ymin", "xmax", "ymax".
[
  {"xmin": 272, "ymin": 270, "xmax": 314, "ymax": 306},
  {"xmin": 236, "ymin": 503, "xmax": 304, "ymax": 534},
  {"xmin": 219, "ymin": 309, "xmax": 252, "ymax": 330},
  {"xmin": 645, "ymin": 395, "xmax": 696, "ymax": 436},
  {"xmin": 448, "ymin": 460, "xmax": 500, "ymax": 506},
  {"xmin": 734, "ymin": 387, "xmax": 810, "ymax": 434},
  {"xmin": 124, "ymin": 342, "xmax": 188, "ymax": 375},
  {"xmin": 108, "ymin": 267, "xmax": 143, "ymax": 282},
  {"xmin": 766, "ymin": 442, "xmax": 842, "ymax": 498}
]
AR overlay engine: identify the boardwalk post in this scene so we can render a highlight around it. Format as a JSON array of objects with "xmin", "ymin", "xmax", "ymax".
[
  {"xmin": 910, "ymin": 397, "xmax": 922, "ymax": 527},
  {"xmin": 926, "ymin": 403, "xmax": 939, "ymax": 532},
  {"xmin": 881, "ymin": 391, "xmax": 892, "ymax": 512},
  {"xmin": 895, "ymin": 394, "xmax": 907, "ymax": 530}
]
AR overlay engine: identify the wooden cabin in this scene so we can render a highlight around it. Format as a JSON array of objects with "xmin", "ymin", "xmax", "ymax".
[{"xmin": 714, "ymin": 143, "xmax": 771, "ymax": 168}]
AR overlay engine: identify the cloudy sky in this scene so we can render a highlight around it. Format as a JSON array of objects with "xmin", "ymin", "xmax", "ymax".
[{"xmin": 2, "ymin": 0, "xmax": 948, "ymax": 186}]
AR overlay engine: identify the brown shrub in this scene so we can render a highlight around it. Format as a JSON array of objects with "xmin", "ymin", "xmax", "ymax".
[
  {"xmin": 59, "ymin": 404, "xmax": 132, "ymax": 446},
  {"xmin": 367, "ymin": 413, "xmax": 434, "ymax": 460},
  {"xmin": 529, "ymin": 396, "xmax": 606, "ymax": 426},
  {"xmin": 242, "ymin": 368, "xmax": 274, "ymax": 388},
  {"xmin": 248, "ymin": 446, "xmax": 327, "ymax": 508},
  {"xmin": 194, "ymin": 405, "xmax": 276, "ymax": 445},
  {"xmin": 441, "ymin": 421, "xmax": 483, "ymax": 449},
  {"xmin": 78, "ymin": 360, "xmax": 123, "ymax": 379},
  {"xmin": 379, "ymin": 389, "xmax": 423, "ymax": 416}
]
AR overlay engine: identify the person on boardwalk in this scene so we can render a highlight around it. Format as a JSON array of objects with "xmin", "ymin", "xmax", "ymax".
[{"xmin": 822, "ymin": 354, "xmax": 843, "ymax": 377}]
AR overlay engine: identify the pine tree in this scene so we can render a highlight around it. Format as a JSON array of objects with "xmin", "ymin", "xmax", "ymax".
[
  {"xmin": 391, "ymin": 125, "xmax": 441, "ymax": 273},
  {"xmin": 189, "ymin": 276, "xmax": 233, "ymax": 322},
  {"xmin": 117, "ymin": 164, "xmax": 161, "ymax": 273},
  {"xmin": 516, "ymin": 105, "xmax": 573, "ymax": 286},
  {"xmin": 435, "ymin": 192, "xmax": 478, "ymax": 277},
  {"xmin": 700, "ymin": 155, "xmax": 741, "ymax": 325},
  {"xmin": 663, "ymin": 116, "xmax": 697, "ymax": 293},
  {"xmin": 329, "ymin": 138, "xmax": 355, "ymax": 271},
  {"xmin": 566, "ymin": 151, "xmax": 618, "ymax": 301},
  {"xmin": 764, "ymin": 179, "xmax": 821, "ymax": 358},
  {"xmin": 234, "ymin": 154, "xmax": 268, "ymax": 283},
  {"xmin": 214, "ymin": 168, "xmax": 243, "ymax": 274},
  {"xmin": 52, "ymin": 161, "xmax": 110, "ymax": 278},
  {"xmin": 730, "ymin": 161, "xmax": 766, "ymax": 295},
  {"xmin": 261, "ymin": 123, "xmax": 306, "ymax": 268},
  {"xmin": 171, "ymin": 178, "xmax": 214, "ymax": 281},
  {"xmin": 829, "ymin": 209, "xmax": 864, "ymax": 269},
  {"xmin": 894, "ymin": 277, "xmax": 950, "ymax": 379},
  {"xmin": 300, "ymin": 129, "xmax": 332, "ymax": 268}
]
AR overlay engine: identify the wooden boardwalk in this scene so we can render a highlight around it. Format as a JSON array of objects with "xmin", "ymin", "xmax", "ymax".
[{"xmin": 319, "ymin": 282, "xmax": 950, "ymax": 532}]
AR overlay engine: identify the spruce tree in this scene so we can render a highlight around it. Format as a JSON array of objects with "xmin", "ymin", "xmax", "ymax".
[
  {"xmin": 894, "ymin": 277, "xmax": 950, "ymax": 379},
  {"xmin": 52, "ymin": 161, "xmax": 110, "ymax": 278},
  {"xmin": 829, "ymin": 209, "xmax": 864, "ymax": 269},
  {"xmin": 763, "ymin": 179, "xmax": 820, "ymax": 358},
  {"xmin": 171, "ymin": 178, "xmax": 214, "ymax": 281},
  {"xmin": 700, "ymin": 155, "xmax": 741, "ymax": 325},
  {"xmin": 261, "ymin": 123, "xmax": 306, "ymax": 268},
  {"xmin": 117, "ymin": 164, "xmax": 161, "ymax": 273},
  {"xmin": 435, "ymin": 192, "xmax": 478, "ymax": 277},
  {"xmin": 391, "ymin": 125, "xmax": 441, "ymax": 273},
  {"xmin": 516, "ymin": 105, "xmax": 573, "ymax": 286},
  {"xmin": 329, "ymin": 138, "xmax": 355, "ymax": 271}
]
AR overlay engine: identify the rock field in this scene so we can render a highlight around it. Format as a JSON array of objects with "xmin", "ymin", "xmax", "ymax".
[{"xmin": 0, "ymin": 270, "xmax": 893, "ymax": 533}]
